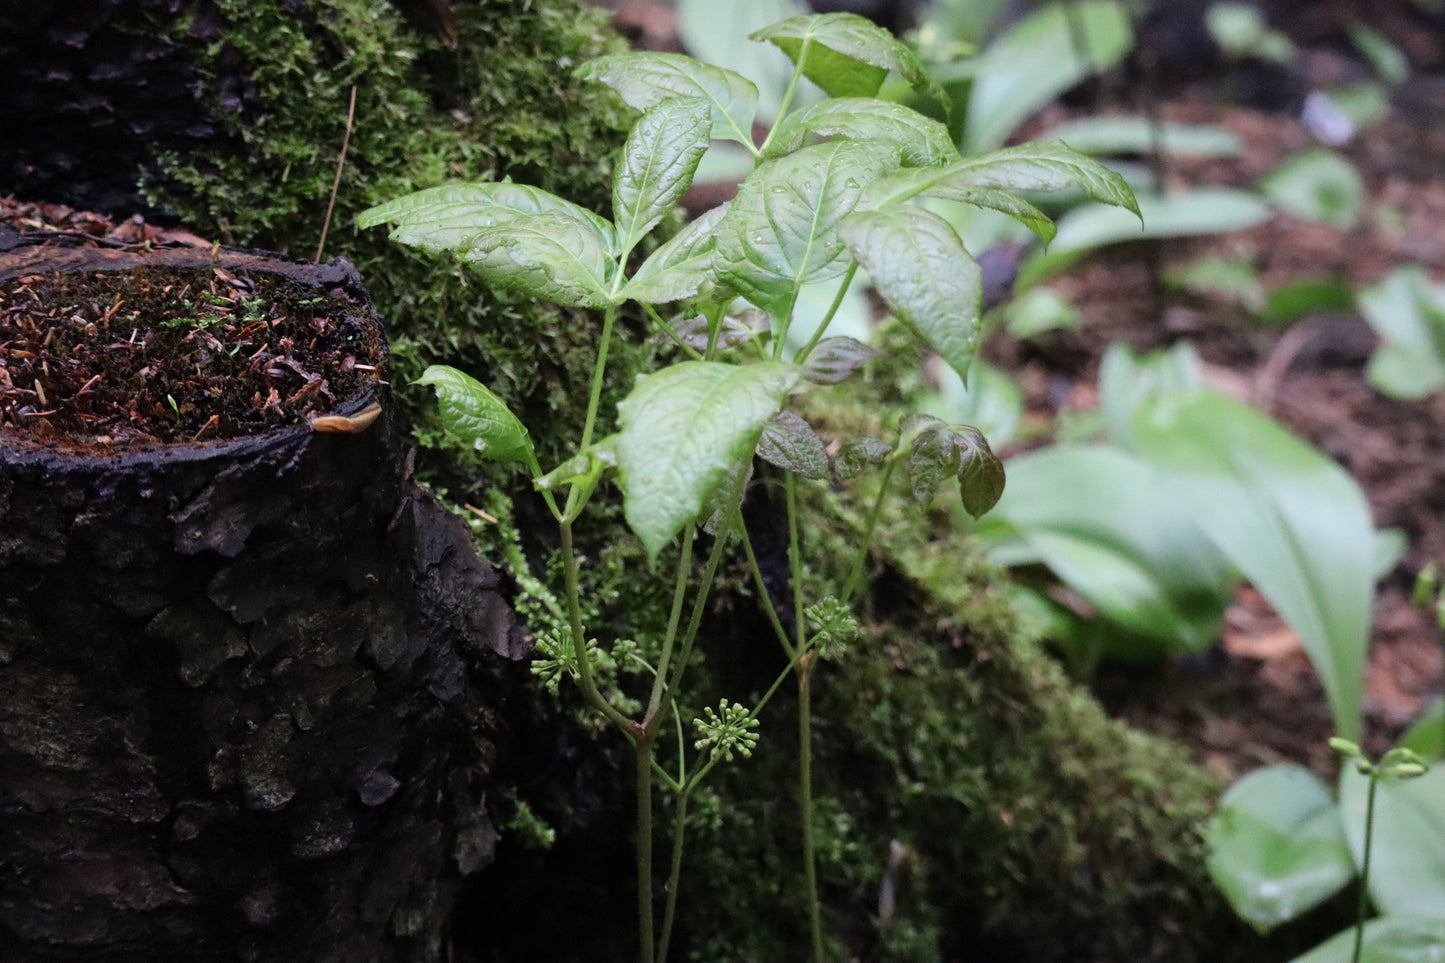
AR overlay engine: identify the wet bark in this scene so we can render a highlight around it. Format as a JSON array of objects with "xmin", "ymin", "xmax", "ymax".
[{"xmin": 0, "ymin": 240, "xmax": 529, "ymax": 962}]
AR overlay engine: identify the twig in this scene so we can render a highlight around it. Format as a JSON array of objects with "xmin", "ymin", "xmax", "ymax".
[{"xmin": 316, "ymin": 85, "xmax": 358, "ymax": 263}]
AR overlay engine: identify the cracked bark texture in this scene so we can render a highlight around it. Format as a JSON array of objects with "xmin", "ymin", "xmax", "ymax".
[{"xmin": 0, "ymin": 243, "xmax": 529, "ymax": 962}]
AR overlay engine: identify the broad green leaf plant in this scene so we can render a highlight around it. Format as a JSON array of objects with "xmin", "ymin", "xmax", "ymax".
[{"xmin": 359, "ymin": 13, "xmax": 1137, "ymax": 961}]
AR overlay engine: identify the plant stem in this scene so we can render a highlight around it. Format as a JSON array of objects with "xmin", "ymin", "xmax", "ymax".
[
  {"xmin": 560, "ymin": 518, "xmax": 635, "ymax": 733},
  {"xmin": 841, "ymin": 456, "xmax": 899, "ymax": 604},
  {"xmin": 1352, "ymin": 771, "xmax": 1379, "ymax": 963},
  {"xmin": 646, "ymin": 526, "xmax": 697, "ymax": 723},
  {"xmin": 637, "ymin": 732, "xmax": 658, "ymax": 963},
  {"xmin": 656, "ymin": 786, "xmax": 692, "ymax": 963},
  {"xmin": 798, "ymin": 657, "xmax": 825, "ymax": 962},
  {"xmin": 785, "ymin": 472, "xmax": 825, "ymax": 961},
  {"xmin": 580, "ymin": 303, "xmax": 619, "ymax": 451},
  {"xmin": 794, "ymin": 263, "xmax": 859, "ymax": 365}
]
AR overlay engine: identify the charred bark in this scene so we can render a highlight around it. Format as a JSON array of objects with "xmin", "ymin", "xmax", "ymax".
[{"xmin": 0, "ymin": 239, "xmax": 529, "ymax": 962}]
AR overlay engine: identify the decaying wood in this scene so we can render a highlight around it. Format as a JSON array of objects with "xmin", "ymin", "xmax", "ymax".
[{"xmin": 0, "ymin": 241, "xmax": 529, "ymax": 962}]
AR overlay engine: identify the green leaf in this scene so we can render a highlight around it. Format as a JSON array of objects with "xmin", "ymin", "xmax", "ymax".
[
  {"xmin": 916, "ymin": 359, "xmax": 1023, "ymax": 449},
  {"xmin": 1040, "ymin": 117, "xmax": 1244, "ymax": 158},
  {"xmin": 837, "ymin": 205, "xmax": 982, "ymax": 383},
  {"xmin": 624, "ymin": 202, "xmax": 730, "ymax": 304},
  {"xmin": 1133, "ymin": 391, "xmax": 1375, "ymax": 740},
  {"xmin": 1291, "ymin": 917, "xmax": 1445, "ymax": 963},
  {"xmin": 616, "ymin": 361, "xmax": 800, "ymax": 560},
  {"xmin": 1019, "ymin": 188, "xmax": 1272, "ymax": 287},
  {"xmin": 1398, "ymin": 696, "xmax": 1444, "ymax": 758},
  {"xmin": 1338, "ymin": 763, "xmax": 1445, "ymax": 917},
  {"xmin": 715, "ymin": 140, "xmax": 899, "ymax": 318},
  {"xmin": 764, "ymin": 98, "xmax": 956, "ymax": 166},
  {"xmin": 1349, "ymin": 22, "xmax": 1411, "ymax": 85},
  {"xmin": 460, "ymin": 210, "xmax": 617, "ymax": 308},
  {"xmin": 836, "ymin": 437, "xmax": 893, "ymax": 479},
  {"xmin": 575, "ymin": 52, "xmax": 761, "ymax": 148},
  {"xmin": 906, "ymin": 419, "xmax": 1005, "ymax": 518},
  {"xmin": 1358, "ymin": 265, "xmax": 1445, "ymax": 401},
  {"xmin": 757, "ymin": 410, "xmax": 830, "ymax": 479},
  {"xmin": 973, "ymin": 444, "xmax": 1236, "ymax": 655},
  {"xmin": 800, "ymin": 336, "xmax": 880, "ymax": 384},
  {"xmin": 358, "ymin": 182, "xmax": 616, "ymax": 257},
  {"xmin": 1207, "ymin": 3, "xmax": 1295, "ymax": 63},
  {"xmin": 868, "ymin": 141, "xmax": 1141, "ymax": 244},
  {"xmin": 751, "ymin": 12, "xmax": 947, "ymax": 107},
  {"xmin": 614, "ymin": 97, "xmax": 713, "ymax": 255},
  {"xmin": 1259, "ymin": 148, "xmax": 1365, "ymax": 230},
  {"xmin": 676, "ymin": 0, "xmax": 809, "ymax": 124},
  {"xmin": 415, "ymin": 365, "xmax": 534, "ymax": 465},
  {"xmin": 1206, "ymin": 765, "xmax": 1355, "ymax": 933},
  {"xmin": 1097, "ymin": 342, "xmax": 1202, "ymax": 450},
  {"xmin": 964, "ymin": 1, "xmax": 1132, "ymax": 152}
]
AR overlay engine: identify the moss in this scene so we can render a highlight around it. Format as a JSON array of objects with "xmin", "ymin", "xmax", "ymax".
[{"xmin": 142, "ymin": 0, "xmax": 650, "ymax": 493}]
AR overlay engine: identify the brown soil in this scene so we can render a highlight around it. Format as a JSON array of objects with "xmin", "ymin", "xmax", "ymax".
[{"xmin": 0, "ymin": 209, "xmax": 386, "ymax": 454}]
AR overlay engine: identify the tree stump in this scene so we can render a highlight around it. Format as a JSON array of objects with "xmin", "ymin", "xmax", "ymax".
[{"xmin": 0, "ymin": 237, "xmax": 528, "ymax": 962}]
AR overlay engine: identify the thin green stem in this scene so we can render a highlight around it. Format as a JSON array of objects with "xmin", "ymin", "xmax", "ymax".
[
  {"xmin": 643, "ymin": 303, "xmax": 705, "ymax": 361},
  {"xmin": 1352, "ymin": 772, "xmax": 1379, "ymax": 963},
  {"xmin": 656, "ymin": 788, "xmax": 692, "ymax": 963},
  {"xmin": 755, "ymin": 43, "xmax": 810, "ymax": 157},
  {"xmin": 580, "ymin": 303, "xmax": 619, "ymax": 451},
  {"xmin": 785, "ymin": 471, "xmax": 825, "ymax": 961},
  {"xmin": 740, "ymin": 522, "xmax": 797, "ymax": 658},
  {"xmin": 794, "ymin": 263, "xmax": 859, "ymax": 365},
  {"xmin": 637, "ymin": 733, "xmax": 657, "ymax": 963},
  {"xmin": 646, "ymin": 527, "xmax": 697, "ymax": 723},
  {"xmin": 841, "ymin": 457, "xmax": 899, "ymax": 605},
  {"xmin": 785, "ymin": 473, "xmax": 807, "ymax": 650},
  {"xmin": 798, "ymin": 660, "xmax": 824, "ymax": 963},
  {"xmin": 560, "ymin": 518, "xmax": 636, "ymax": 734}
]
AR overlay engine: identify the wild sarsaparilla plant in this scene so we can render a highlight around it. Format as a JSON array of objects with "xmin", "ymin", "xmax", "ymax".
[{"xmin": 359, "ymin": 12, "xmax": 1139, "ymax": 961}]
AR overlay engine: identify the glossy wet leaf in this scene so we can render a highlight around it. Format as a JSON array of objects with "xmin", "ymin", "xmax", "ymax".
[
  {"xmin": 1206, "ymin": 764, "xmax": 1355, "ymax": 933},
  {"xmin": 575, "ymin": 52, "xmax": 760, "ymax": 147},
  {"xmin": 973, "ymin": 444, "xmax": 1235, "ymax": 655},
  {"xmin": 624, "ymin": 202, "xmax": 730, "ymax": 304},
  {"xmin": 906, "ymin": 419, "xmax": 1004, "ymax": 519},
  {"xmin": 416, "ymin": 365, "xmax": 533, "ymax": 465},
  {"xmin": 765, "ymin": 97, "xmax": 956, "ymax": 166},
  {"xmin": 1338, "ymin": 762, "xmax": 1445, "ymax": 917},
  {"xmin": 752, "ymin": 13, "xmax": 946, "ymax": 107},
  {"xmin": 460, "ymin": 210, "xmax": 616, "ymax": 308},
  {"xmin": 677, "ymin": 0, "xmax": 807, "ymax": 123},
  {"xmin": 358, "ymin": 182, "xmax": 616, "ymax": 257},
  {"xmin": 838, "ymin": 205, "xmax": 982, "ymax": 383},
  {"xmin": 715, "ymin": 140, "xmax": 899, "ymax": 318},
  {"xmin": 614, "ymin": 97, "xmax": 713, "ymax": 255},
  {"xmin": 616, "ymin": 361, "xmax": 799, "ymax": 560},
  {"xmin": 1291, "ymin": 917, "xmax": 1445, "ymax": 963},
  {"xmin": 869, "ymin": 141, "xmax": 1140, "ymax": 243},
  {"xmin": 964, "ymin": 1, "xmax": 1132, "ymax": 152},
  {"xmin": 1133, "ymin": 391, "xmax": 1375, "ymax": 740},
  {"xmin": 757, "ymin": 410, "xmax": 830, "ymax": 479}
]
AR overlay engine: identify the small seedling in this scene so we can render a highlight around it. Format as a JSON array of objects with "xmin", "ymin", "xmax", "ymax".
[{"xmin": 360, "ymin": 12, "xmax": 1137, "ymax": 960}]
